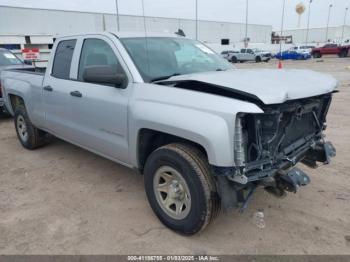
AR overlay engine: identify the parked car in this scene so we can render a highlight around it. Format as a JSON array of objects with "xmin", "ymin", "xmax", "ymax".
[
  {"xmin": 220, "ymin": 50, "xmax": 239, "ymax": 61},
  {"xmin": 275, "ymin": 50, "xmax": 311, "ymax": 60},
  {"xmin": 311, "ymin": 44, "xmax": 350, "ymax": 58},
  {"xmin": 229, "ymin": 48, "xmax": 271, "ymax": 63},
  {"xmin": 1, "ymin": 32, "xmax": 337, "ymax": 235},
  {"xmin": 290, "ymin": 45, "xmax": 315, "ymax": 55},
  {"xmin": 0, "ymin": 48, "xmax": 33, "ymax": 115}
]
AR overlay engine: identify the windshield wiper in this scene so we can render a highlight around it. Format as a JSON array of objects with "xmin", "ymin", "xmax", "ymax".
[{"xmin": 150, "ymin": 73, "xmax": 181, "ymax": 83}]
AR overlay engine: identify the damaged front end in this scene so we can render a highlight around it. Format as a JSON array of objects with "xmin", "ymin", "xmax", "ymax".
[{"xmin": 214, "ymin": 93, "xmax": 336, "ymax": 212}]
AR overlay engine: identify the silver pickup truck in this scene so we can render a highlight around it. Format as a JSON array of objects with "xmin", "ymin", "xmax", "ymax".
[
  {"xmin": 1, "ymin": 32, "xmax": 337, "ymax": 235},
  {"xmin": 223, "ymin": 48, "xmax": 271, "ymax": 63}
]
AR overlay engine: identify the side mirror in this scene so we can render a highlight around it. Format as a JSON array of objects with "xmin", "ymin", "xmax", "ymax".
[{"xmin": 83, "ymin": 65, "xmax": 127, "ymax": 88}]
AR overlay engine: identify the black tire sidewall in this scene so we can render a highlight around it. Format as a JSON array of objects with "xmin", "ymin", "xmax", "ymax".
[
  {"xmin": 14, "ymin": 106, "xmax": 36, "ymax": 149},
  {"xmin": 144, "ymin": 147, "xmax": 210, "ymax": 235}
]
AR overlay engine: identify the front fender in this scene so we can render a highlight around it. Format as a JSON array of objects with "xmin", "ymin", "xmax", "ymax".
[{"xmin": 129, "ymin": 98, "xmax": 263, "ymax": 167}]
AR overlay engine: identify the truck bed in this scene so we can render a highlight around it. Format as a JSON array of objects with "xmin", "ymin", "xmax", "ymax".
[{"xmin": 1, "ymin": 68, "xmax": 45, "ymax": 116}]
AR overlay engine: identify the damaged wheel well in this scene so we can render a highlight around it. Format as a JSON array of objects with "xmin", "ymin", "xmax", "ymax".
[{"xmin": 137, "ymin": 128, "xmax": 208, "ymax": 173}]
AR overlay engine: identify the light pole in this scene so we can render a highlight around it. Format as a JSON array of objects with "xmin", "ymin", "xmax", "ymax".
[
  {"xmin": 305, "ymin": 0, "xmax": 313, "ymax": 45},
  {"xmin": 341, "ymin": 7, "xmax": 348, "ymax": 44},
  {"xmin": 195, "ymin": 0, "xmax": 198, "ymax": 40},
  {"xmin": 278, "ymin": 0, "xmax": 286, "ymax": 69},
  {"xmin": 245, "ymin": 0, "xmax": 249, "ymax": 47},
  {"xmin": 115, "ymin": 0, "xmax": 120, "ymax": 31},
  {"xmin": 325, "ymin": 4, "xmax": 333, "ymax": 43}
]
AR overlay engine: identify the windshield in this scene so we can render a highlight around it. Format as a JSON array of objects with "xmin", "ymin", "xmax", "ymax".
[
  {"xmin": 0, "ymin": 50, "xmax": 23, "ymax": 66},
  {"xmin": 120, "ymin": 37, "xmax": 232, "ymax": 82}
]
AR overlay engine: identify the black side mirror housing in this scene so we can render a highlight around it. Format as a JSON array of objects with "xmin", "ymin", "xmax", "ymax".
[{"xmin": 83, "ymin": 65, "xmax": 127, "ymax": 88}]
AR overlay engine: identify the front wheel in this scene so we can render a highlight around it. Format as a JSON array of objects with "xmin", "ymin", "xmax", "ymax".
[
  {"xmin": 255, "ymin": 56, "xmax": 262, "ymax": 63},
  {"xmin": 144, "ymin": 143, "xmax": 220, "ymax": 235}
]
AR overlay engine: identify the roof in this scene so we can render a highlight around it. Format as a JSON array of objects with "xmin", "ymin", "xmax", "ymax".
[
  {"xmin": 113, "ymin": 31, "xmax": 182, "ymax": 38},
  {"xmin": 55, "ymin": 31, "xmax": 185, "ymax": 40}
]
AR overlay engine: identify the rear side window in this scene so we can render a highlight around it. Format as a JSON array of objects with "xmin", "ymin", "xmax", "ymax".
[{"xmin": 52, "ymin": 39, "xmax": 76, "ymax": 79}]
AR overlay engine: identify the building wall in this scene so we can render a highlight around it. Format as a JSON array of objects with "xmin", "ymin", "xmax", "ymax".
[
  {"xmin": 284, "ymin": 26, "xmax": 350, "ymax": 45},
  {"xmin": 0, "ymin": 6, "xmax": 272, "ymax": 44}
]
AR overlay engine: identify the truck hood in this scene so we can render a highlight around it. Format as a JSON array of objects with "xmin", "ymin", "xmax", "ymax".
[{"xmin": 161, "ymin": 69, "xmax": 338, "ymax": 105}]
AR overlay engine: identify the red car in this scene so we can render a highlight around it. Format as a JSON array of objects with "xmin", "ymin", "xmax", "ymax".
[{"xmin": 311, "ymin": 44, "xmax": 350, "ymax": 58}]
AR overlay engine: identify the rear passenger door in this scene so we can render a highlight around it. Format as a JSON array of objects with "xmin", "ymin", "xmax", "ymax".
[
  {"xmin": 239, "ymin": 49, "xmax": 247, "ymax": 60},
  {"xmin": 43, "ymin": 38, "xmax": 78, "ymax": 139},
  {"xmin": 64, "ymin": 36, "xmax": 131, "ymax": 165},
  {"xmin": 323, "ymin": 44, "xmax": 338, "ymax": 54}
]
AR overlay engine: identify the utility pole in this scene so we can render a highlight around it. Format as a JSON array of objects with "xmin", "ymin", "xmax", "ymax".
[
  {"xmin": 278, "ymin": 0, "xmax": 286, "ymax": 69},
  {"xmin": 115, "ymin": 0, "xmax": 120, "ymax": 31},
  {"xmin": 325, "ymin": 4, "xmax": 333, "ymax": 43},
  {"xmin": 305, "ymin": 0, "xmax": 313, "ymax": 45},
  {"xmin": 245, "ymin": 0, "xmax": 249, "ymax": 47},
  {"xmin": 195, "ymin": 0, "xmax": 198, "ymax": 40},
  {"xmin": 341, "ymin": 7, "xmax": 349, "ymax": 44}
]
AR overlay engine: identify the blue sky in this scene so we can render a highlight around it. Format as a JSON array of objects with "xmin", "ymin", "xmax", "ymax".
[{"xmin": 0, "ymin": 0, "xmax": 349, "ymax": 30}]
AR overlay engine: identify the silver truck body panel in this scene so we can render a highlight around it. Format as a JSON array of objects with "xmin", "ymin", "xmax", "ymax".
[{"xmin": 0, "ymin": 32, "xmax": 338, "ymax": 169}]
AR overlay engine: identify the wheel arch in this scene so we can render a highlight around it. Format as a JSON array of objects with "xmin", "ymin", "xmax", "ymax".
[
  {"xmin": 137, "ymin": 128, "xmax": 209, "ymax": 174},
  {"xmin": 8, "ymin": 94, "xmax": 26, "ymax": 115}
]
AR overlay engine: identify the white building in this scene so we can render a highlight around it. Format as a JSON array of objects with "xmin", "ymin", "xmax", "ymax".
[
  {"xmin": 284, "ymin": 26, "xmax": 350, "ymax": 45},
  {"xmin": 0, "ymin": 5, "xmax": 272, "ymax": 50}
]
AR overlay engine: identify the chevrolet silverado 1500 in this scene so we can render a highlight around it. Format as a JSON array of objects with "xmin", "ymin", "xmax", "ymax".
[{"xmin": 1, "ymin": 32, "xmax": 337, "ymax": 235}]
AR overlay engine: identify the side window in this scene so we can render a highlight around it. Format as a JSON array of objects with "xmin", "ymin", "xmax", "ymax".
[
  {"xmin": 78, "ymin": 38, "xmax": 125, "ymax": 82},
  {"xmin": 52, "ymin": 39, "xmax": 76, "ymax": 79},
  {"xmin": 247, "ymin": 49, "xmax": 253, "ymax": 54},
  {"xmin": 240, "ymin": 49, "xmax": 246, "ymax": 53}
]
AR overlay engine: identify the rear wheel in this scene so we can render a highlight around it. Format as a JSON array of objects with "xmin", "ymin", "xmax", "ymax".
[
  {"xmin": 14, "ymin": 105, "xmax": 52, "ymax": 150},
  {"xmin": 339, "ymin": 49, "xmax": 348, "ymax": 58},
  {"xmin": 313, "ymin": 52, "xmax": 321, "ymax": 58},
  {"xmin": 231, "ymin": 56, "xmax": 238, "ymax": 63},
  {"xmin": 144, "ymin": 143, "xmax": 220, "ymax": 235}
]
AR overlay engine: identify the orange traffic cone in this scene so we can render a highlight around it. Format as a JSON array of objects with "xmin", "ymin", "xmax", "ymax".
[{"xmin": 278, "ymin": 60, "xmax": 283, "ymax": 69}]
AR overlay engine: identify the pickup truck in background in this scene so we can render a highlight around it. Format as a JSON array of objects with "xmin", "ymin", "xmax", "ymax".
[
  {"xmin": 1, "ymin": 32, "xmax": 337, "ymax": 235},
  {"xmin": 0, "ymin": 48, "xmax": 33, "ymax": 115},
  {"xmin": 311, "ymin": 43, "xmax": 350, "ymax": 58},
  {"xmin": 228, "ymin": 48, "xmax": 271, "ymax": 63}
]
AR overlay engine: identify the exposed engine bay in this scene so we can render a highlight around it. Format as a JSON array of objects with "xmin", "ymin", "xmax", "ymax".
[{"xmin": 214, "ymin": 93, "xmax": 336, "ymax": 211}]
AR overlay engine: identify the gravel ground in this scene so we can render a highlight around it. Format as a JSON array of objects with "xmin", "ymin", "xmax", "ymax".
[{"xmin": 0, "ymin": 57, "xmax": 349, "ymax": 255}]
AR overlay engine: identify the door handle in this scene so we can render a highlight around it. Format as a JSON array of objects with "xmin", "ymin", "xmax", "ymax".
[
  {"xmin": 43, "ymin": 86, "xmax": 53, "ymax": 92},
  {"xmin": 70, "ymin": 91, "xmax": 82, "ymax": 98}
]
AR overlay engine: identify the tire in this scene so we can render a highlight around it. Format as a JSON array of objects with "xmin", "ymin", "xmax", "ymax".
[
  {"xmin": 230, "ymin": 56, "xmax": 237, "ymax": 63},
  {"xmin": 255, "ymin": 56, "xmax": 262, "ymax": 63},
  {"xmin": 14, "ymin": 105, "xmax": 51, "ymax": 150},
  {"xmin": 144, "ymin": 143, "xmax": 220, "ymax": 235},
  {"xmin": 313, "ymin": 52, "xmax": 321, "ymax": 58},
  {"xmin": 339, "ymin": 49, "xmax": 348, "ymax": 58}
]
